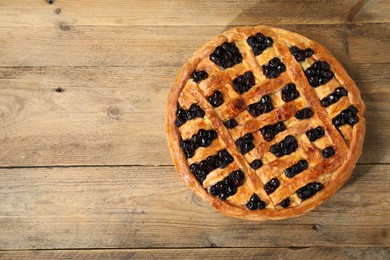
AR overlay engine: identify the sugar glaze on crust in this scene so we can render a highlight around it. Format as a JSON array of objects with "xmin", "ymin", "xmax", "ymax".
[{"xmin": 165, "ymin": 25, "xmax": 365, "ymax": 221}]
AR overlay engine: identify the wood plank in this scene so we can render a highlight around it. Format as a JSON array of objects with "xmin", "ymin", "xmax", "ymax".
[
  {"xmin": 0, "ymin": 64, "xmax": 388, "ymax": 166},
  {"xmin": 355, "ymin": 0, "xmax": 390, "ymax": 23},
  {"xmin": 1, "ymin": 0, "xmax": 387, "ymax": 27},
  {"xmin": 0, "ymin": 165, "xmax": 388, "ymax": 250},
  {"xmin": 0, "ymin": 24, "xmax": 389, "ymax": 67},
  {"xmin": 0, "ymin": 247, "xmax": 389, "ymax": 259}
]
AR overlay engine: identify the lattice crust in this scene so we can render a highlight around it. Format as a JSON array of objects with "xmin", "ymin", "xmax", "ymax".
[{"xmin": 166, "ymin": 25, "xmax": 365, "ymax": 220}]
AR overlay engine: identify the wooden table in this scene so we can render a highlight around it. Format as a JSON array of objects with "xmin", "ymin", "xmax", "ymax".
[{"xmin": 0, "ymin": 0, "xmax": 389, "ymax": 258}]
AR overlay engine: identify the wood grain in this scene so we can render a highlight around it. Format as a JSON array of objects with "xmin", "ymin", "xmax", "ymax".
[
  {"xmin": 0, "ymin": 0, "xmax": 389, "ymax": 255},
  {"xmin": 0, "ymin": 64, "xmax": 388, "ymax": 166},
  {"xmin": 0, "ymin": 24, "xmax": 389, "ymax": 67},
  {"xmin": 0, "ymin": 0, "xmax": 388, "ymax": 27},
  {"xmin": 1, "ymin": 247, "xmax": 389, "ymax": 260},
  {"xmin": 0, "ymin": 165, "xmax": 388, "ymax": 250}
]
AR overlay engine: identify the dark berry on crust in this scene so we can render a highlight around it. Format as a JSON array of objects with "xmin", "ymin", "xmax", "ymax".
[
  {"xmin": 296, "ymin": 182, "xmax": 323, "ymax": 201},
  {"xmin": 246, "ymin": 194, "xmax": 266, "ymax": 210},
  {"xmin": 332, "ymin": 105, "xmax": 359, "ymax": 128},
  {"xmin": 260, "ymin": 121, "xmax": 286, "ymax": 141},
  {"xmin": 322, "ymin": 146, "xmax": 335, "ymax": 159},
  {"xmin": 224, "ymin": 119, "xmax": 238, "ymax": 129},
  {"xmin": 247, "ymin": 33, "xmax": 273, "ymax": 56},
  {"xmin": 250, "ymin": 159, "xmax": 263, "ymax": 170},
  {"xmin": 235, "ymin": 133, "xmax": 255, "ymax": 154},
  {"xmin": 262, "ymin": 57, "xmax": 286, "ymax": 79},
  {"xmin": 207, "ymin": 91, "xmax": 224, "ymax": 107},
  {"xmin": 264, "ymin": 178, "xmax": 280, "ymax": 195},
  {"xmin": 280, "ymin": 198, "xmax": 291, "ymax": 208},
  {"xmin": 295, "ymin": 108, "xmax": 314, "ymax": 120},
  {"xmin": 281, "ymin": 83, "xmax": 300, "ymax": 102},
  {"xmin": 321, "ymin": 87, "xmax": 348, "ymax": 107},
  {"xmin": 290, "ymin": 46, "xmax": 314, "ymax": 62},
  {"xmin": 233, "ymin": 71, "xmax": 256, "ymax": 94},
  {"xmin": 247, "ymin": 95, "xmax": 273, "ymax": 117},
  {"xmin": 191, "ymin": 70, "xmax": 208, "ymax": 83},
  {"xmin": 305, "ymin": 126, "xmax": 325, "ymax": 142},
  {"xmin": 270, "ymin": 135, "xmax": 298, "ymax": 158},
  {"xmin": 284, "ymin": 159, "xmax": 309, "ymax": 178},
  {"xmin": 175, "ymin": 103, "xmax": 205, "ymax": 126},
  {"xmin": 210, "ymin": 42, "xmax": 243, "ymax": 69},
  {"xmin": 209, "ymin": 170, "xmax": 245, "ymax": 199},
  {"xmin": 305, "ymin": 60, "xmax": 334, "ymax": 87}
]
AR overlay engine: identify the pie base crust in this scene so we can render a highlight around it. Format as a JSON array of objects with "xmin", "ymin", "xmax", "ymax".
[{"xmin": 165, "ymin": 25, "xmax": 365, "ymax": 221}]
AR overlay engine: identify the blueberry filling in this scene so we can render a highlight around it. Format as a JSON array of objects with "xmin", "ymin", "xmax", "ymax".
[
  {"xmin": 235, "ymin": 133, "xmax": 255, "ymax": 155},
  {"xmin": 321, "ymin": 87, "xmax": 348, "ymax": 107},
  {"xmin": 305, "ymin": 60, "xmax": 334, "ymax": 87},
  {"xmin": 270, "ymin": 135, "xmax": 298, "ymax": 158},
  {"xmin": 295, "ymin": 108, "xmax": 314, "ymax": 120},
  {"xmin": 332, "ymin": 105, "xmax": 359, "ymax": 128},
  {"xmin": 180, "ymin": 129, "xmax": 218, "ymax": 158},
  {"xmin": 264, "ymin": 178, "xmax": 280, "ymax": 195},
  {"xmin": 210, "ymin": 42, "xmax": 243, "ymax": 69},
  {"xmin": 262, "ymin": 57, "xmax": 286, "ymax": 79},
  {"xmin": 209, "ymin": 170, "xmax": 245, "ymax": 200},
  {"xmin": 207, "ymin": 90, "xmax": 224, "ymax": 107},
  {"xmin": 233, "ymin": 71, "xmax": 256, "ymax": 94},
  {"xmin": 246, "ymin": 194, "xmax": 266, "ymax": 210},
  {"xmin": 191, "ymin": 70, "xmax": 209, "ymax": 83},
  {"xmin": 290, "ymin": 46, "xmax": 314, "ymax": 62},
  {"xmin": 280, "ymin": 198, "xmax": 291, "ymax": 208},
  {"xmin": 247, "ymin": 33, "xmax": 273, "ymax": 56},
  {"xmin": 260, "ymin": 121, "xmax": 286, "ymax": 141},
  {"xmin": 305, "ymin": 126, "xmax": 325, "ymax": 142},
  {"xmin": 322, "ymin": 146, "xmax": 335, "ymax": 159},
  {"xmin": 281, "ymin": 83, "xmax": 300, "ymax": 102},
  {"xmin": 247, "ymin": 95, "xmax": 274, "ymax": 117},
  {"xmin": 175, "ymin": 103, "xmax": 205, "ymax": 127},
  {"xmin": 250, "ymin": 159, "xmax": 263, "ymax": 170},
  {"xmin": 224, "ymin": 119, "xmax": 238, "ymax": 129},
  {"xmin": 189, "ymin": 149, "xmax": 234, "ymax": 183},
  {"xmin": 296, "ymin": 182, "xmax": 323, "ymax": 201},
  {"xmin": 284, "ymin": 159, "xmax": 309, "ymax": 178}
]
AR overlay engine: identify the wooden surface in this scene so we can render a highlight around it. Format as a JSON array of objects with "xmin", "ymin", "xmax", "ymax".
[{"xmin": 0, "ymin": 0, "xmax": 389, "ymax": 259}]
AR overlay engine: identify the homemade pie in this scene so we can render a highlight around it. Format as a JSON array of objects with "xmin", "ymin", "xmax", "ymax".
[{"xmin": 165, "ymin": 25, "xmax": 365, "ymax": 220}]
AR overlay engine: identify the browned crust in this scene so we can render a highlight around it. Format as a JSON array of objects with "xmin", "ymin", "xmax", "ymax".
[{"xmin": 165, "ymin": 25, "xmax": 366, "ymax": 221}]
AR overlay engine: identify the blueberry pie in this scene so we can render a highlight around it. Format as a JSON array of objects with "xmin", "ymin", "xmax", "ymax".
[{"xmin": 165, "ymin": 25, "xmax": 365, "ymax": 220}]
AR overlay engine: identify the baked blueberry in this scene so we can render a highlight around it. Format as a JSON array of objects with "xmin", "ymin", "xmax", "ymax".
[
  {"xmin": 207, "ymin": 90, "xmax": 224, "ymax": 107},
  {"xmin": 191, "ymin": 70, "xmax": 208, "ymax": 83},
  {"xmin": 270, "ymin": 135, "xmax": 298, "ymax": 157},
  {"xmin": 280, "ymin": 198, "xmax": 291, "ymax": 208},
  {"xmin": 246, "ymin": 194, "xmax": 266, "ymax": 210},
  {"xmin": 296, "ymin": 182, "xmax": 323, "ymax": 201},
  {"xmin": 295, "ymin": 108, "xmax": 314, "ymax": 120},
  {"xmin": 284, "ymin": 159, "xmax": 309, "ymax": 178},
  {"xmin": 224, "ymin": 119, "xmax": 238, "ymax": 129},
  {"xmin": 281, "ymin": 83, "xmax": 300, "ymax": 102},
  {"xmin": 322, "ymin": 146, "xmax": 335, "ymax": 158},
  {"xmin": 210, "ymin": 42, "xmax": 243, "ymax": 69},
  {"xmin": 235, "ymin": 133, "xmax": 255, "ymax": 154},
  {"xmin": 262, "ymin": 57, "xmax": 286, "ymax": 79},
  {"xmin": 332, "ymin": 105, "xmax": 359, "ymax": 128},
  {"xmin": 305, "ymin": 126, "xmax": 325, "ymax": 142},
  {"xmin": 304, "ymin": 61, "xmax": 334, "ymax": 87},
  {"xmin": 264, "ymin": 178, "xmax": 280, "ymax": 195},
  {"xmin": 247, "ymin": 95, "xmax": 274, "ymax": 117},
  {"xmin": 180, "ymin": 139, "xmax": 197, "ymax": 158},
  {"xmin": 260, "ymin": 121, "xmax": 286, "ymax": 141},
  {"xmin": 290, "ymin": 46, "xmax": 315, "ymax": 61},
  {"xmin": 233, "ymin": 71, "xmax": 256, "ymax": 94},
  {"xmin": 247, "ymin": 33, "xmax": 273, "ymax": 55},
  {"xmin": 250, "ymin": 159, "xmax": 263, "ymax": 170}
]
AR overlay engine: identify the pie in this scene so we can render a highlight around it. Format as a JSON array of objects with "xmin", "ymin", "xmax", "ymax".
[{"xmin": 165, "ymin": 25, "xmax": 365, "ymax": 220}]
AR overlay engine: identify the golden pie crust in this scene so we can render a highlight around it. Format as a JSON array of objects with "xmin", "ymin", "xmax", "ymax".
[{"xmin": 165, "ymin": 25, "xmax": 365, "ymax": 220}]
